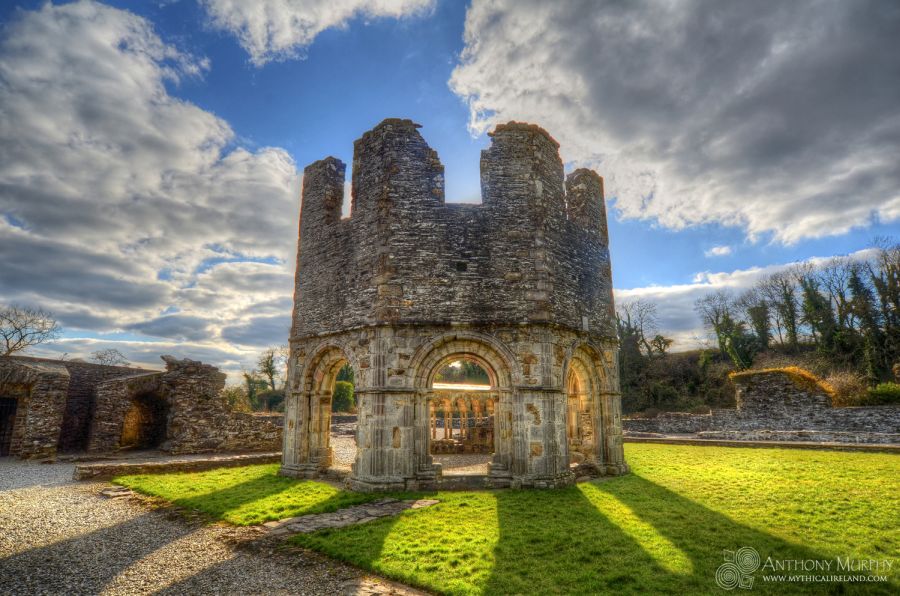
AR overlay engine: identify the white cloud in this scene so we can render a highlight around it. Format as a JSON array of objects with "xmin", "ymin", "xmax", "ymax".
[
  {"xmin": 704, "ymin": 245, "xmax": 733, "ymax": 258},
  {"xmin": 200, "ymin": 0, "xmax": 435, "ymax": 66},
  {"xmin": 450, "ymin": 0, "xmax": 900, "ymax": 244},
  {"xmin": 0, "ymin": 1, "xmax": 299, "ymax": 378}
]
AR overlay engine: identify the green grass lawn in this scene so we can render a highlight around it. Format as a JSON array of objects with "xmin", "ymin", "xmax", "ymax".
[
  {"xmin": 115, "ymin": 463, "xmax": 376, "ymax": 525},
  {"xmin": 116, "ymin": 445, "xmax": 900, "ymax": 594}
]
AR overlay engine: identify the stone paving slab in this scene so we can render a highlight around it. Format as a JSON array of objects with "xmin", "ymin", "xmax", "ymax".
[{"xmin": 264, "ymin": 498, "xmax": 441, "ymax": 535}]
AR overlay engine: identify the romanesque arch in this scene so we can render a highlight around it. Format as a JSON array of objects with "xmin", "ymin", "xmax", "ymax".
[
  {"xmin": 563, "ymin": 341, "xmax": 627, "ymax": 474},
  {"xmin": 282, "ymin": 342, "xmax": 355, "ymax": 476},
  {"xmin": 409, "ymin": 332, "xmax": 519, "ymax": 389},
  {"xmin": 408, "ymin": 332, "xmax": 520, "ymax": 480}
]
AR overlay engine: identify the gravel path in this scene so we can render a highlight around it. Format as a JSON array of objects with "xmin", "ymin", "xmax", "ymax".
[{"xmin": 0, "ymin": 458, "xmax": 423, "ymax": 596}]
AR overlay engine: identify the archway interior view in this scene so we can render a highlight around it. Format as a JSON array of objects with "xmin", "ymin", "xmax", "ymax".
[
  {"xmin": 328, "ymin": 362, "xmax": 357, "ymax": 471},
  {"xmin": 0, "ymin": 397, "xmax": 18, "ymax": 456},
  {"xmin": 429, "ymin": 358, "xmax": 496, "ymax": 475},
  {"xmin": 119, "ymin": 392, "xmax": 169, "ymax": 450}
]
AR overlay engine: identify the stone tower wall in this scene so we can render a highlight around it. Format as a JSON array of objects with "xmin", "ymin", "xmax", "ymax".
[{"xmin": 292, "ymin": 119, "xmax": 615, "ymax": 338}]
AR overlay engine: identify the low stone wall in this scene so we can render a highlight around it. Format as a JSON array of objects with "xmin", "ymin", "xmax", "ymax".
[
  {"xmin": 624, "ymin": 412, "xmax": 712, "ymax": 434},
  {"xmin": 624, "ymin": 370, "xmax": 900, "ymax": 444},
  {"xmin": 73, "ymin": 451, "xmax": 281, "ymax": 480},
  {"xmin": 696, "ymin": 430, "xmax": 900, "ymax": 444}
]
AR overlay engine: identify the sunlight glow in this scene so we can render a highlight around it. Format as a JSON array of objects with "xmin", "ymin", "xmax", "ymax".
[{"xmin": 432, "ymin": 382, "xmax": 492, "ymax": 391}]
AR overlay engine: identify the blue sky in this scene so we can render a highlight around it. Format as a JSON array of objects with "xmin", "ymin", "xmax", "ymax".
[{"xmin": 0, "ymin": 0, "xmax": 897, "ymax": 376}]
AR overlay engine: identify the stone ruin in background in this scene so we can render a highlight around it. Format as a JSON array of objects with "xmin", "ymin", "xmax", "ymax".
[
  {"xmin": 0, "ymin": 355, "xmax": 281, "ymax": 459},
  {"xmin": 281, "ymin": 118, "xmax": 629, "ymax": 491}
]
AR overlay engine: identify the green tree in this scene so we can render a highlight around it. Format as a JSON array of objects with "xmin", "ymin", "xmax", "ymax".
[
  {"xmin": 799, "ymin": 275, "xmax": 837, "ymax": 352},
  {"xmin": 257, "ymin": 346, "xmax": 287, "ymax": 391},
  {"xmin": 332, "ymin": 381, "xmax": 355, "ymax": 412},
  {"xmin": 849, "ymin": 266, "xmax": 885, "ymax": 385}
]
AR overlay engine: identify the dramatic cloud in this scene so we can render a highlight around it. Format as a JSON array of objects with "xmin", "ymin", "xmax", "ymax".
[
  {"xmin": 0, "ymin": 2, "xmax": 299, "ymax": 376},
  {"xmin": 451, "ymin": 0, "xmax": 900, "ymax": 243},
  {"xmin": 704, "ymin": 246, "xmax": 733, "ymax": 258},
  {"xmin": 201, "ymin": 0, "xmax": 435, "ymax": 65}
]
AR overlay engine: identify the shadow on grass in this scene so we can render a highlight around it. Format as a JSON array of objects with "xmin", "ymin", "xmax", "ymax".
[
  {"xmin": 121, "ymin": 469, "xmax": 377, "ymax": 525},
  {"xmin": 291, "ymin": 489, "xmax": 443, "ymax": 588},
  {"xmin": 481, "ymin": 473, "xmax": 897, "ymax": 595}
]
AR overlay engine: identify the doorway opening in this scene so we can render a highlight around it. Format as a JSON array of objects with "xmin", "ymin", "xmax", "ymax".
[
  {"xmin": 119, "ymin": 392, "xmax": 169, "ymax": 450},
  {"xmin": 429, "ymin": 359, "xmax": 496, "ymax": 475},
  {"xmin": 0, "ymin": 397, "xmax": 18, "ymax": 456},
  {"xmin": 329, "ymin": 362, "xmax": 357, "ymax": 471}
]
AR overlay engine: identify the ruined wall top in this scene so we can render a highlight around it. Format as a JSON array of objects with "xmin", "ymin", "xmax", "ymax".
[{"xmin": 291, "ymin": 118, "xmax": 616, "ymax": 339}]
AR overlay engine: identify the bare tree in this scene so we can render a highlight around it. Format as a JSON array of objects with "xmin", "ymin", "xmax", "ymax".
[
  {"xmin": 617, "ymin": 299, "xmax": 659, "ymax": 356},
  {"xmin": 0, "ymin": 305, "xmax": 61, "ymax": 356},
  {"xmin": 819, "ymin": 256, "xmax": 856, "ymax": 331},
  {"xmin": 693, "ymin": 290, "xmax": 734, "ymax": 354},
  {"xmin": 90, "ymin": 348, "xmax": 130, "ymax": 366}
]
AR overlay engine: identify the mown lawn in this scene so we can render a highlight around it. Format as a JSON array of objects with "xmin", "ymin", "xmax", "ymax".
[
  {"xmin": 115, "ymin": 463, "xmax": 376, "ymax": 525},
  {"xmin": 117, "ymin": 445, "xmax": 900, "ymax": 594}
]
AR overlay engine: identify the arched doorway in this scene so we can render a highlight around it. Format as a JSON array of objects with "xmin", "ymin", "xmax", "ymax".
[
  {"xmin": 429, "ymin": 358, "xmax": 496, "ymax": 475},
  {"xmin": 565, "ymin": 345, "xmax": 606, "ymax": 469},
  {"xmin": 119, "ymin": 392, "xmax": 169, "ymax": 450},
  {"xmin": 409, "ymin": 333, "xmax": 520, "ymax": 484},
  {"xmin": 296, "ymin": 345, "xmax": 354, "ymax": 472}
]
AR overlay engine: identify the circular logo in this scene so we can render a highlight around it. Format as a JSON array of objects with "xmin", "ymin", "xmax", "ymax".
[
  {"xmin": 715, "ymin": 562, "xmax": 741, "ymax": 590},
  {"xmin": 735, "ymin": 547, "xmax": 761, "ymax": 574}
]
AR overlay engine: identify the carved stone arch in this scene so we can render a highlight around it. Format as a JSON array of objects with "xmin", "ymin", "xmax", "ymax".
[
  {"xmin": 409, "ymin": 331, "xmax": 521, "ymax": 390},
  {"xmin": 299, "ymin": 340, "xmax": 359, "ymax": 394},
  {"xmin": 562, "ymin": 341, "xmax": 611, "ymax": 467}
]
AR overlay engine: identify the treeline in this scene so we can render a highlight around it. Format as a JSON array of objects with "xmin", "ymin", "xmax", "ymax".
[
  {"xmin": 694, "ymin": 240, "xmax": 899, "ymax": 384},
  {"xmin": 618, "ymin": 239, "xmax": 900, "ymax": 415}
]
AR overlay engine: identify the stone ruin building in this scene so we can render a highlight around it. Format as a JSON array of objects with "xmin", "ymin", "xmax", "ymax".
[
  {"xmin": 0, "ymin": 355, "xmax": 281, "ymax": 459},
  {"xmin": 281, "ymin": 118, "xmax": 629, "ymax": 490},
  {"xmin": 625, "ymin": 368, "xmax": 900, "ymax": 444}
]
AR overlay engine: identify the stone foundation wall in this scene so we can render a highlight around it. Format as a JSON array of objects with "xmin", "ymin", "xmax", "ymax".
[{"xmin": 623, "ymin": 370, "xmax": 900, "ymax": 443}]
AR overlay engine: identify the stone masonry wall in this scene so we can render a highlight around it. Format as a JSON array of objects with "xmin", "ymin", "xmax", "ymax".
[
  {"xmin": 623, "ymin": 370, "xmax": 900, "ymax": 443},
  {"xmin": 89, "ymin": 356, "xmax": 282, "ymax": 454},
  {"xmin": 0, "ymin": 357, "xmax": 70, "ymax": 458},
  {"xmin": 158, "ymin": 356, "xmax": 282, "ymax": 454},
  {"xmin": 292, "ymin": 119, "xmax": 615, "ymax": 339},
  {"xmin": 3, "ymin": 356, "xmax": 148, "ymax": 455}
]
